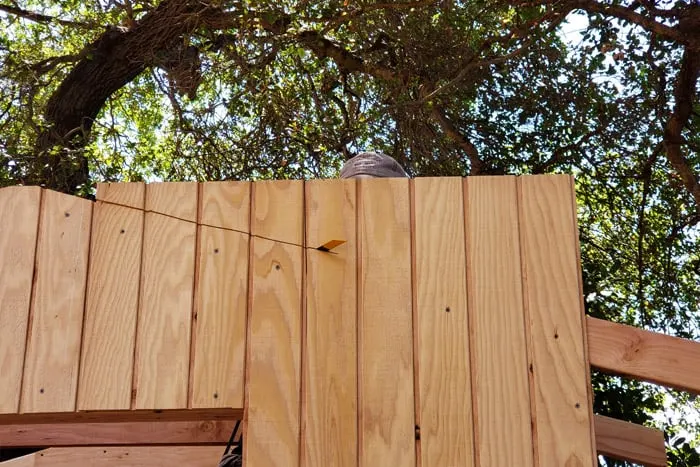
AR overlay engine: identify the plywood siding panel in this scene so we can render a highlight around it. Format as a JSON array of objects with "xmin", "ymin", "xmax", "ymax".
[
  {"xmin": 357, "ymin": 178, "xmax": 415, "ymax": 467},
  {"xmin": 0, "ymin": 187, "xmax": 41, "ymax": 414},
  {"xmin": 134, "ymin": 183, "xmax": 197, "ymax": 409},
  {"xmin": 303, "ymin": 179, "xmax": 357, "ymax": 467},
  {"xmin": 21, "ymin": 191, "xmax": 92, "ymax": 413},
  {"xmin": 199, "ymin": 181, "xmax": 250, "ymax": 232},
  {"xmin": 253, "ymin": 180, "xmax": 303, "ymax": 245},
  {"xmin": 464, "ymin": 176, "xmax": 534, "ymax": 467},
  {"xmin": 191, "ymin": 226, "xmax": 248, "ymax": 408},
  {"xmin": 518, "ymin": 175, "xmax": 595, "ymax": 467},
  {"xmin": 246, "ymin": 238, "xmax": 302, "ymax": 467},
  {"xmin": 414, "ymin": 177, "xmax": 474, "ymax": 467},
  {"xmin": 78, "ymin": 185, "xmax": 144, "ymax": 410}
]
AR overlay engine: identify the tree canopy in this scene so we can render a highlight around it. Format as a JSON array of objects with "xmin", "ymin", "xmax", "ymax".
[{"xmin": 1, "ymin": 0, "xmax": 699, "ymax": 464}]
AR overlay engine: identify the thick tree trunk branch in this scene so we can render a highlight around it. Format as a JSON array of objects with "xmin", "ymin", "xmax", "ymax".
[
  {"xmin": 34, "ymin": 0, "xmax": 219, "ymax": 192},
  {"xmin": 431, "ymin": 105, "xmax": 483, "ymax": 175},
  {"xmin": 571, "ymin": 0, "xmax": 700, "ymax": 47},
  {"xmin": 663, "ymin": 47, "xmax": 700, "ymax": 212}
]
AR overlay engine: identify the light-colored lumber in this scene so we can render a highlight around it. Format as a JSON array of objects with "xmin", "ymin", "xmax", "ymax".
[
  {"xmin": 0, "ymin": 408, "xmax": 241, "ymax": 425},
  {"xmin": 517, "ymin": 175, "xmax": 596, "ymax": 466},
  {"xmin": 414, "ymin": 177, "xmax": 474, "ymax": 467},
  {"xmin": 78, "ymin": 183, "xmax": 144, "ymax": 410},
  {"xmin": 246, "ymin": 238, "xmax": 302, "ymax": 467},
  {"xmin": 357, "ymin": 178, "xmax": 415, "ymax": 467},
  {"xmin": 199, "ymin": 181, "xmax": 250, "ymax": 232},
  {"xmin": 594, "ymin": 414, "xmax": 666, "ymax": 467},
  {"xmin": 134, "ymin": 182, "xmax": 197, "ymax": 409},
  {"xmin": 21, "ymin": 190, "xmax": 92, "ymax": 413},
  {"xmin": 191, "ymin": 226, "xmax": 248, "ymax": 408},
  {"xmin": 464, "ymin": 176, "xmax": 534, "ymax": 467},
  {"xmin": 252, "ymin": 180, "xmax": 304, "ymax": 245},
  {"xmin": 303, "ymin": 179, "xmax": 357, "ymax": 467},
  {"xmin": 0, "ymin": 420, "xmax": 235, "ymax": 446},
  {"xmin": 96, "ymin": 182, "xmax": 145, "ymax": 209},
  {"xmin": 588, "ymin": 316, "xmax": 700, "ymax": 394},
  {"xmin": 0, "ymin": 187, "xmax": 41, "ymax": 414},
  {"xmin": 1, "ymin": 446, "xmax": 224, "ymax": 466}
]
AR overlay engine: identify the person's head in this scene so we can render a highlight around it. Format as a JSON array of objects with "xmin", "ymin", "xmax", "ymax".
[{"xmin": 340, "ymin": 151, "xmax": 408, "ymax": 179}]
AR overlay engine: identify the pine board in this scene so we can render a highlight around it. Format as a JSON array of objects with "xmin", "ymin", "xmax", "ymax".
[
  {"xmin": 21, "ymin": 191, "xmax": 92, "ymax": 413},
  {"xmin": 0, "ymin": 187, "xmax": 41, "ymax": 414},
  {"xmin": 414, "ymin": 177, "xmax": 474, "ymax": 467},
  {"xmin": 302, "ymin": 179, "xmax": 357, "ymax": 467}
]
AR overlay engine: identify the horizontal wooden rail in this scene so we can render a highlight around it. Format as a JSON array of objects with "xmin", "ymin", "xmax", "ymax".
[
  {"xmin": 0, "ymin": 408, "xmax": 241, "ymax": 425},
  {"xmin": 594, "ymin": 415, "xmax": 666, "ymax": 467},
  {"xmin": 0, "ymin": 446, "xmax": 224, "ymax": 466},
  {"xmin": 0, "ymin": 420, "xmax": 235, "ymax": 447},
  {"xmin": 587, "ymin": 316, "xmax": 700, "ymax": 394}
]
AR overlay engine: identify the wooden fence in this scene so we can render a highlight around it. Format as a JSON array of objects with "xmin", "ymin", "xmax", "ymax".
[{"xmin": 0, "ymin": 176, "xmax": 698, "ymax": 466}]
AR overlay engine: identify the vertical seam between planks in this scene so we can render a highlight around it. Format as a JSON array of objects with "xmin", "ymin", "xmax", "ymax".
[
  {"xmin": 130, "ymin": 183, "xmax": 148, "ymax": 410},
  {"xmin": 242, "ymin": 181, "xmax": 256, "ymax": 461},
  {"xmin": 18, "ymin": 188, "xmax": 44, "ymax": 414},
  {"xmin": 409, "ymin": 178, "xmax": 421, "ymax": 467},
  {"xmin": 73, "ymin": 197, "xmax": 95, "ymax": 411},
  {"xmin": 567, "ymin": 175, "xmax": 598, "ymax": 463},
  {"xmin": 462, "ymin": 177, "xmax": 479, "ymax": 467},
  {"xmin": 299, "ymin": 180, "xmax": 308, "ymax": 467},
  {"xmin": 355, "ymin": 178, "xmax": 363, "ymax": 467},
  {"xmin": 515, "ymin": 176, "xmax": 540, "ymax": 466},
  {"xmin": 187, "ymin": 182, "xmax": 203, "ymax": 409}
]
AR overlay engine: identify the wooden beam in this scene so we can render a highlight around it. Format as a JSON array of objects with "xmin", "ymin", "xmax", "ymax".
[
  {"xmin": 0, "ymin": 420, "xmax": 235, "ymax": 447},
  {"xmin": 587, "ymin": 316, "xmax": 700, "ymax": 394},
  {"xmin": 0, "ymin": 408, "xmax": 241, "ymax": 425},
  {"xmin": 0, "ymin": 446, "xmax": 224, "ymax": 466},
  {"xmin": 594, "ymin": 415, "xmax": 666, "ymax": 467}
]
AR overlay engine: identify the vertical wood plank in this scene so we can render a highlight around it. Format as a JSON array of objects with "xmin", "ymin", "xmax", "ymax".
[
  {"xmin": 134, "ymin": 182, "xmax": 197, "ymax": 409},
  {"xmin": 0, "ymin": 187, "xmax": 41, "ymax": 414},
  {"xmin": 253, "ymin": 180, "xmax": 303, "ymax": 245},
  {"xmin": 302, "ymin": 179, "xmax": 357, "ymax": 467},
  {"xmin": 518, "ymin": 175, "xmax": 596, "ymax": 467},
  {"xmin": 414, "ymin": 177, "xmax": 474, "ymax": 467},
  {"xmin": 78, "ymin": 183, "xmax": 145, "ymax": 410},
  {"xmin": 191, "ymin": 183, "xmax": 250, "ymax": 408},
  {"xmin": 465, "ymin": 176, "xmax": 534, "ymax": 467},
  {"xmin": 245, "ymin": 180, "xmax": 303, "ymax": 467},
  {"xmin": 357, "ymin": 178, "xmax": 415, "ymax": 467},
  {"xmin": 21, "ymin": 190, "xmax": 93, "ymax": 413},
  {"xmin": 200, "ymin": 181, "xmax": 251, "ymax": 232}
]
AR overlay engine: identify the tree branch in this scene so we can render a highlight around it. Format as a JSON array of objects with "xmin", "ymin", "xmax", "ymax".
[
  {"xmin": 663, "ymin": 46, "xmax": 700, "ymax": 213},
  {"xmin": 571, "ymin": 0, "xmax": 699, "ymax": 47},
  {"xmin": 0, "ymin": 3, "xmax": 97, "ymax": 28},
  {"xmin": 430, "ymin": 105, "xmax": 483, "ymax": 175}
]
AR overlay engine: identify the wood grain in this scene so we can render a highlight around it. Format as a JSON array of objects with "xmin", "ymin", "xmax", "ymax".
[
  {"xmin": 253, "ymin": 180, "xmax": 304, "ymax": 245},
  {"xmin": 594, "ymin": 415, "xmax": 666, "ymax": 467},
  {"xmin": 588, "ymin": 316, "xmax": 700, "ymax": 394},
  {"xmin": 96, "ymin": 182, "xmax": 145, "ymax": 210},
  {"xmin": 134, "ymin": 183, "xmax": 197, "ymax": 409},
  {"xmin": 0, "ymin": 408, "xmax": 241, "ymax": 425},
  {"xmin": 21, "ymin": 190, "xmax": 92, "ymax": 413},
  {"xmin": 0, "ymin": 420, "xmax": 235, "ymax": 447},
  {"xmin": 517, "ymin": 175, "xmax": 595, "ymax": 467},
  {"xmin": 464, "ymin": 176, "xmax": 534, "ymax": 467},
  {"xmin": 246, "ymin": 238, "xmax": 302, "ymax": 467},
  {"xmin": 78, "ymin": 186, "xmax": 144, "ymax": 410},
  {"xmin": 357, "ymin": 178, "xmax": 415, "ymax": 467},
  {"xmin": 199, "ymin": 181, "xmax": 250, "ymax": 232},
  {"xmin": 303, "ymin": 179, "xmax": 357, "ymax": 467},
  {"xmin": 191, "ymin": 227, "xmax": 248, "ymax": 408},
  {"xmin": 2, "ymin": 446, "xmax": 224, "ymax": 466},
  {"xmin": 0, "ymin": 187, "xmax": 41, "ymax": 414},
  {"xmin": 414, "ymin": 177, "xmax": 474, "ymax": 467}
]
